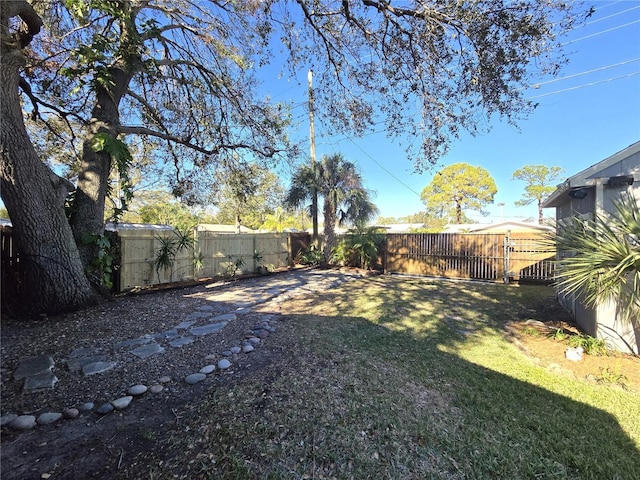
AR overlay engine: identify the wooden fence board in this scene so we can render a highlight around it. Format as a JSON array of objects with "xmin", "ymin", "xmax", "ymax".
[
  {"xmin": 505, "ymin": 232, "xmax": 555, "ymax": 282},
  {"xmin": 1, "ymin": 226, "xmax": 552, "ymax": 295},
  {"xmin": 118, "ymin": 230, "xmax": 195, "ymax": 289},
  {"xmin": 116, "ymin": 229, "xmax": 292, "ymax": 291},
  {"xmin": 385, "ymin": 232, "xmax": 553, "ymax": 283}
]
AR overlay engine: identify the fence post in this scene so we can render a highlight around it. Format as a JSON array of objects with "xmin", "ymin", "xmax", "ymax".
[{"xmin": 503, "ymin": 231, "xmax": 510, "ymax": 284}]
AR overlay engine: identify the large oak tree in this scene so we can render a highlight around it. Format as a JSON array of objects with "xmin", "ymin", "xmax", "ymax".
[
  {"xmin": 3, "ymin": 0, "xmax": 586, "ymax": 314},
  {"xmin": 1, "ymin": 0, "xmax": 96, "ymax": 314}
]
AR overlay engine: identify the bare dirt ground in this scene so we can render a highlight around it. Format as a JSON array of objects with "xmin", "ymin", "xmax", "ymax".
[
  {"xmin": 508, "ymin": 319, "xmax": 640, "ymax": 392},
  {"xmin": 1, "ymin": 273, "xmax": 638, "ymax": 479},
  {"xmin": 1, "ymin": 273, "xmax": 295, "ymax": 480}
]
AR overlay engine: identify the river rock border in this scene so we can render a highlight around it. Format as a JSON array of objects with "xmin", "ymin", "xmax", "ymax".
[{"xmin": 1, "ymin": 269, "xmax": 368, "ymax": 432}]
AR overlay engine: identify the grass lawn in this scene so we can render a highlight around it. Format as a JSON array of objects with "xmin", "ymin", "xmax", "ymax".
[{"xmin": 122, "ymin": 275, "xmax": 640, "ymax": 479}]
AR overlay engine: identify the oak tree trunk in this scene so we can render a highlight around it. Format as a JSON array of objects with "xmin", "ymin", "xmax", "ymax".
[
  {"xmin": 0, "ymin": 2, "xmax": 96, "ymax": 315},
  {"xmin": 69, "ymin": 69, "xmax": 132, "ymax": 267}
]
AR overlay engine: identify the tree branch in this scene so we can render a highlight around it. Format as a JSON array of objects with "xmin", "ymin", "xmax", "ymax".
[
  {"xmin": 18, "ymin": 77, "xmax": 84, "ymax": 128},
  {"xmin": 118, "ymin": 125, "xmax": 217, "ymax": 154},
  {"xmin": 0, "ymin": 0, "xmax": 43, "ymax": 48},
  {"xmin": 118, "ymin": 125, "xmax": 280, "ymax": 158}
]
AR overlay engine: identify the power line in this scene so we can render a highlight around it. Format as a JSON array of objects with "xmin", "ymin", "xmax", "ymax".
[
  {"xmin": 562, "ymin": 19, "xmax": 640, "ymax": 45},
  {"xmin": 344, "ymin": 137, "xmax": 422, "ymax": 198},
  {"xmin": 584, "ymin": 5, "xmax": 640, "ymax": 27},
  {"xmin": 527, "ymin": 71, "xmax": 640, "ymax": 99},
  {"xmin": 531, "ymin": 58, "xmax": 640, "ymax": 87}
]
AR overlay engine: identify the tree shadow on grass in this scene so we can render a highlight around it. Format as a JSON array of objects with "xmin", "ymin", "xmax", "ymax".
[{"xmin": 277, "ymin": 276, "xmax": 640, "ymax": 478}]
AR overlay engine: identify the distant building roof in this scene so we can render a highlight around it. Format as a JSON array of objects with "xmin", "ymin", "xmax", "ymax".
[
  {"xmin": 105, "ymin": 222, "xmax": 174, "ymax": 231},
  {"xmin": 376, "ymin": 223, "xmax": 426, "ymax": 233},
  {"xmin": 196, "ymin": 224, "xmax": 256, "ymax": 233},
  {"xmin": 443, "ymin": 221, "xmax": 553, "ymax": 233}
]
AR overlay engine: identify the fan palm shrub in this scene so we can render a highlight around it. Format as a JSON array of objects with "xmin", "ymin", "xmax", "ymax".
[{"xmin": 553, "ymin": 193, "xmax": 639, "ymax": 324}]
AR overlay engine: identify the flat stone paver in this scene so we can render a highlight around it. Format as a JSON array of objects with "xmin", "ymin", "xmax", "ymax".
[
  {"xmin": 24, "ymin": 372, "xmax": 58, "ymax": 391},
  {"xmin": 189, "ymin": 322, "xmax": 227, "ymax": 336},
  {"xmin": 82, "ymin": 361, "xmax": 117, "ymax": 376},
  {"xmin": 66, "ymin": 355, "xmax": 107, "ymax": 373},
  {"xmin": 174, "ymin": 320, "xmax": 196, "ymax": 330},
  {"xmin": 130, "ymin": 343, "xmax": 165, "ymax": 358},
  {"xmin": 154, "ymin": 329, "xmax": 179, "ymax": 340},
  {"xmin": 211, "ymin": 313, "xmax": 237, "ymax": 322},
  {"xmin": 169, "ymin": 337, "xmax": 194, "ymax": 347},
  {"xmin": 14, "ymin": 355, "xmax": 54, "ymax": 380}
]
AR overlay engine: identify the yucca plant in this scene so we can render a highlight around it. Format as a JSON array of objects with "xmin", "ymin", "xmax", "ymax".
[
  {"xmin": 553, "ymin": 193, "xmax": 640, "ymax": 323},
  {"xmin": 154, "ymin": 228, "xmax": 195, "ymax": 282}
]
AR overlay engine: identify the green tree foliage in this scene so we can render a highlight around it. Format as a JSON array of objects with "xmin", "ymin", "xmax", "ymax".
[
  {"xmin": 332, "ymin": 227, "xmax": 384, "ymax": 270},
  {"xmin": 553, "ymin": 193, "xmax": 640, "ymax": 325},
  {"xmin": 421, "ymin": 163, "xmax": 497, "ymax": 224},
  {"xmin": 138, "ymin": 202, "xmax": 199, "ymax": 232},
  {"xmin": 209, "ymin": 162, "xmax": 285, "ymax": 231},
  {"xmin": 25, "ymin": 0, "xmax": 294, "ymax": 266},
  {"xmin": 512, "ymin": 165, "xmax": 564, "ymax": 224},
  {"xmin": 286, "ymin": 154, "xmax": 378, "ymax": 264},
  {"xmin": 23, "ymin": 0, "xmax": 584, "ymax": 228},
  {"xmin": 120, "ymin": 190, "xmax": 207, "ymax": 231},
  {"xmin": 259, "ymin": 206, "xmax": 304, "ymax": 233},
  {"xmin": 276, "ymin": 1, "xmax": 584, "ymax": 170},
  {"xmin": 376, "ymin": 212, "xmax": 448, "ymax": 232},
  {"xmin": 376, "ymin": 216, "xmax": 398, "ymax": 225}
]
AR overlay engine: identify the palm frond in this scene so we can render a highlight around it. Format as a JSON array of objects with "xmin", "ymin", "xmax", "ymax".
[{"xmin": 553, "ymin": 192, "xmax": 640, "ymax": 321}]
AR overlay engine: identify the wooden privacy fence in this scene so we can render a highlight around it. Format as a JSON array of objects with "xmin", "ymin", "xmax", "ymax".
[
  {"xmin": 385, "ymin": 232, "xmax": 554, "ymax": 283},
  {"xmin": 1, "ymin": 225, "xmax": 552, "ymax": 297},
  {"xmin": 116, "ymin": 226, "xmax": 303, "ymax": 292},
  {"xmin": 196, "ymin": 231, "xmax": 290, "ymax": 279}
]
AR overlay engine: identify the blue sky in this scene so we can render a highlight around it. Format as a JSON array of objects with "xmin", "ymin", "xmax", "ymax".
[{"xmin": 264, "ymin": 1, "xmax": 640, "ymax": 223}]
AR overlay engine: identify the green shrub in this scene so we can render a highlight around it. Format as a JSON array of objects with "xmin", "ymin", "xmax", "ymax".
[
  {"xmin": 225, "ymin": 255, "xmax": 245, "ymax": 278},
  {"xmin": 154, "ymin": 228, "xmax": 194, "ymax": 282},
  {"xmin": 549, "ymin": 328, "xmax": 569, "ymax": 341},
  {"xmin": 296, "ymin": 243, "xmax": 323, "ymax": 266},
  {"xmin": 82, "ymin": 232, "xmax": 116, "ymax": 289},
  {"xmin": 331, "ymin": 227, "xmax": 384, "ymax": 269},
  {"xmin": 568, "ymin": 333, "xmax": 608, "ymax": 356},
  {"xmin": 595, "ymin": 367, "xmax": 628, "ymax": 389},
  {"xmin": 522, "ymin": 326, "xmax": 541, "ymax": 337}
]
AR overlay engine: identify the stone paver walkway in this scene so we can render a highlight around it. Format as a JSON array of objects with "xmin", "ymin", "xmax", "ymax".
[{"xmin": 1, "ymin": 268, "xmax": 369, "ymax": 431}]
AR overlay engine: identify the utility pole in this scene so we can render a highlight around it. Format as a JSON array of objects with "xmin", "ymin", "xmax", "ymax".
[{"xmin": 308, "ymin": 69, "xmax": 318, "ymax": 243}]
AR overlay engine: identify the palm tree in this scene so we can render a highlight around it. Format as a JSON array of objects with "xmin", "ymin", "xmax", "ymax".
[
  {"xmin": 285, "ymin": 154, "xmax": 378, "ymax": 265},
  {"xmin": 553, "ymin": 193, "xmax": 640, "ymax": 324},
  {"xmin": 260, "ymin": 207, "xmax": 288, "ymax": 232}
]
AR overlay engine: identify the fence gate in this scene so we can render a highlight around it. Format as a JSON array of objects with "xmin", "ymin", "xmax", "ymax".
[
  {"xmin": 503, "ymin": 233, "xmax": 555, "ymax": 283},
  {"xmin": 385, "ymin": 232, "xmax": 554, "ymax": 283}
]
